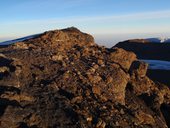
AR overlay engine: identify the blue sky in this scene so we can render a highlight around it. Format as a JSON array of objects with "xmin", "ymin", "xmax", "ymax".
[{"xmin": 1, "ymin": 0, "xmax": 170, "ymax": 46}]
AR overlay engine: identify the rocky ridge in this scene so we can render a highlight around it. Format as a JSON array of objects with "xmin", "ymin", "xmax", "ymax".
[{"xmin": 0, "ymin": 27, "xmax": 170, "ymax": 128}]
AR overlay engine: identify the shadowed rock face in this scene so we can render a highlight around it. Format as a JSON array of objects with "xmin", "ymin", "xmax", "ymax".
[
  {"xmin": 115, "ymin": 40, "xmax": 170, "ymax": 61},
  {"xmin": 0, "ymin": 27, "xmax": 170, "ymax": 128}
]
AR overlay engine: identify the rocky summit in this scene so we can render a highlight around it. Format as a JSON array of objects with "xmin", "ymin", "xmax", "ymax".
[{"xmin": 0, "ymin": 27, "xmax": 170, "ymax": 128}]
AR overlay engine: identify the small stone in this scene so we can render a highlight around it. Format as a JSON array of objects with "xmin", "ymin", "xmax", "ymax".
[
  {"xmin": 106, "ymin": 76, "xmax": 113, "ymax": 84},
  {"xmin": 100, "ymin": 122, "xmax": 106, "ymax": 128},
  {"xmin": 115, "ymin": 121, "xmax": 119, "ymax": 126},
  {"xmin": 92, "ymin": 86, "xmax": 101, "ymax": 95},
  {"xmin": 77, "ymin": 71, "xmax": 81, "ymax": 75},
  {"xmin": 135, "ymin": 111, "xmax": 155, "ymax": 125},
  {"xmin": 62, "ymin": 62, "xmax": 67, "ymax": 67},
  {"xmin": 71, "ymin": 96, "xmax": 83, "ymax": 103},
  {"xmin": 86, "ymin": 116, "xmax": 93, "ymax": 122},
  {"xmin": 71, "ymin": 62, "xmax": 74, "ymax": 65},
  {"xmin": 52, "ymin": 54, "xmax": 63, "ymax": 61},
  {"xmin": 98, "ymin": 59, "xmax": 104, "ymax": 65},
  {"xmin": 86, "ymin": 91, "xmax": 90, "ymax": 96},
  {"xmin": 0, "ymin": 66, "xmax": 9, "ymax": 73},
  {"xmin": 13, "ymin": 42, "xmax": 29, "ymax": 49},
  {"xmin": 0, "ymin": 53, "xmax": 6, "ymax": 58},
  {"xmin": 96, "ymin": 119, "xmax": 106, "ymax": 128},
  {"xmin": 93, "ymin": 64, "xmax": 99, "ymax": 69},
  {"xmin": 101, "ymin": 64, "xmax": 105, "ymax": 67},
  {"xmin": 120, "ymin": 109, "xmax": 124, "ymax": 114},
  {"xmin": 88, "ymin": 67, "xmax": 96, "ymax": 73},
  {"xmin": 88, "ymin": 75, "xmax": 102, "ymax": 84}
]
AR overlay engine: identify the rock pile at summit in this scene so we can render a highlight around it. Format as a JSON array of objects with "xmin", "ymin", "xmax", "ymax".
[{"xmin": 0, "ymin": 27, "xmax": 170, "ymax": 128}]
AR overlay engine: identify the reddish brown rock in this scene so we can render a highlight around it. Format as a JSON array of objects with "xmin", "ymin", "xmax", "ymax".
[
  {"xmin": 130, "ymin": 60, "xmax": 148, "ymax": 77},
  {"xmin": 109, "ymin": 47, "xmax": 137, "ymax": 71},
  {"xmin": 134, "ymin": 111, "xmax": 155, "ymax": 125}
]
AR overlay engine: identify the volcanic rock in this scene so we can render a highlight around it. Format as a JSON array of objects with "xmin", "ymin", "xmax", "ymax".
[
  {"xmin": 130, "ymin": 60, "xmax": 148, "ymax": 77},
  {"xmin": 109, "ymin": 47, "xmax": 136, "ymax": 71},
  {"xmin": 0, "ymin": 27, "xmax": 169, "ymax": 128},
  {"xmin": 115, "ymin": 39, "xmax": 170, "ymax": 87}
]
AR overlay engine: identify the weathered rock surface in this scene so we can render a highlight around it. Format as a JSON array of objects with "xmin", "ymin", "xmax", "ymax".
[
  {"xmin": 0, "ymin": 27, "xmax": 169, "ymax": 128},
  {"xmin": 115, "ymin": 39, "xmax": 170, "ymax": 88}
]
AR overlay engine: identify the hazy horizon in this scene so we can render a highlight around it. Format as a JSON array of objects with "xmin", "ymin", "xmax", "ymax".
[{"xmin": 1, "ymin": 31, "xmax": 170, "ymax": 47}]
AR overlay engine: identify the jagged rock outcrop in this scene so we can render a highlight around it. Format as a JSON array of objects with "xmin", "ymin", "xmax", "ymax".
[
  {"xmin": 115, "ymin": 39, "xmax": 170, "ymax": 86},
  {"xmin": 0, "ymin": 27, "xmax": 170, "ymax": 128}
]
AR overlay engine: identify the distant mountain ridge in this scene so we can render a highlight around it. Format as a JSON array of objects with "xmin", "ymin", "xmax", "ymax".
[
  {"xmin": 115, "ymin": 38, "xmax": 170, "ymax": 61},
  {"xmin": 0, "ymin": 34, "xmax": 41, "ymax": 45},
  {"xmin": 1, "ymin": 35, "xmax": 170, "ymax": 46},
  {"xmin": 146, "ymin": 37, "xmax": 170, "ymax": 43}
]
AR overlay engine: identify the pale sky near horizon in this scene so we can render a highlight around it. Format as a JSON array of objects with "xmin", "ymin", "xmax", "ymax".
[{"xmin": 1, "ymin": 0, "xmax": 170, "ymax": 46}]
